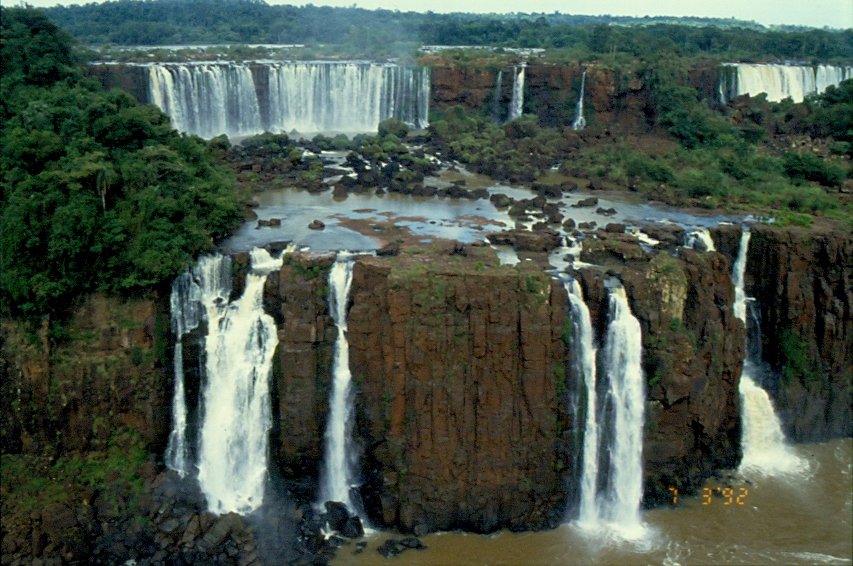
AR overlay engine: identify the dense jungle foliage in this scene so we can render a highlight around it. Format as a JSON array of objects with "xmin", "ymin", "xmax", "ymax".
[
  {"xmin": 43, "ymin": 0, "xmax": 853, "ymax": 62},
  {"xmin": 424, "ymin": 74, "xmax": 853, "ymax": 223},
  {"xmin": 0, "ymin": 8, "xmax": 243, "ymax": 317}
]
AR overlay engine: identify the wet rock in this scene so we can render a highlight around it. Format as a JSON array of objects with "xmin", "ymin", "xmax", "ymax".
[
  {"xmin": 400, "ymin": 537, "xmax": 426, "ymax": 550},
  {"xmin": 490, "ymin": 193, "xmax": 513, "ymax": 208},
  {"xmin": 377, "ymin": 539, "xmax": 405, "ymax": 558},
  {"xmin": 340, "ymin": 515, "xmax": 364, "ymax": 539},
  {"xmin": 604, "ymin": 223, "xmax": 626, "ymax": 234},
  {"xmin": 596, "ymin": 207, "xmax": 617, "ymax": 216},
  {"xmin": 377, "ymin": 242, "xmax": 400, "ymax": 256},
  {"xmin": 563, "ymin": 218, "xmax": 576, "ymax": 230},
  {"xmin": 256, "ymin": 217, "xmax": 281, "ymax": 228},
  {"xmin": 353, "ymin": 541, "xmax": 368, "ymax": 555},
  {"xmin": 487, "ymin": 229, "xmax": 561, "ymax": 252},
  {"xmin": 572, "ymin": 197, "xmax": 598, "ymax": 208},
  {"xmin": 308, "ymin": 219, "xmax": 325, "ymax": 230},
  {"xmin": 577, "ymin": 221, "xmax": 597, "ymax": 230},
  {"xmin": 332, "ymin": 185, "xmax": 349, "ymax": 199},
  {"xmin": 323, "ymin": 502, "xmax": 350, "ymax": 533}
]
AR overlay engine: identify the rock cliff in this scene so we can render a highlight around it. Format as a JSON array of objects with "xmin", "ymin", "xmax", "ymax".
[
  {"xmin": 346, "ymin": 255, "xmax": 569, "ymax": 533},
  {"xmin": 715, "ymin": 224, "xmax": 853, "ymax": 442},
  {"xmin": 2, "ymin": 225, "xmax": 849, "ymax": 559}
]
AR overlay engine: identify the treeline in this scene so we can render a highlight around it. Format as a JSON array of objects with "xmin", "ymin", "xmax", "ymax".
[
  {"xmin": 42, "ymin": 0, "xmax": 853, "ymax": 61},
  {"xmin": 0, "ymin": 7, "xmax": 243, "ymax": 317}
]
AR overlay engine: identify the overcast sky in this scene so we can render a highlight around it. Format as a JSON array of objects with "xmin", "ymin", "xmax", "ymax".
[{"xmin": 9, "ymin": 0, "xmax": 853, "ymax": 29}]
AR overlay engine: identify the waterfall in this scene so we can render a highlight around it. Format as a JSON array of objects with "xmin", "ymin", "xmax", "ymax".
[
  {"xmin": 565, "ymin": 279, "xmax": 599, "ymax": 526},
  {"xmin": 572, "ymin": 69, "xmax": 587, "ymax": 131},
  {"xmin": 194, "ymin": 248, "xmax": 284, "ymax": 515},
  {"xmin": 166, "ymin": 255, "xmax": 232, "ymax": 478},
  {"xmin": 317, "ymin": 253, "xmax": 362, "ymax": 513},
  {"xmin": 491, "ymin": 70, "xmax": 504, "ymax": 122},
  {"xmin": 731, "ymin": 230, "xmax": 806, "ymax": 476},
  {"xmin": 571, "ymin": 279, "xmax": 646, "ymax": 539},
  {"xmin": 149, "ymin": 63, "xmax": 262, "ymax": 139},
  {"xmin": 719, "ymin": 63, "xmax": 853, "ymax": 103},
  {"xmin": 508, "ymin": 63, "xmax": 526, "ymax": 121},
  {"xmin": 684, "ymin": 228, "xmax": 716, "ymax": 252},
  {"xmin": 148, "ymin": 62, "xmax": 429, "ymax": 138},
  {"xmin": 598, "ymin": 284, "xmax": 645, "ymax": 536}
]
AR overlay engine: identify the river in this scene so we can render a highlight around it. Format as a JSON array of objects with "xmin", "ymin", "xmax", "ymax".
[{"xmin": 336, "ymin": 439, "xmax": 851, "ymax": 565}]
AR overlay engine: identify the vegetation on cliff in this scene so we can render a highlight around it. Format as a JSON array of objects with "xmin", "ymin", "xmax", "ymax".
[
  {"xmin": 425, "ymin": 71, "xmax": 852, "ymax": 225},
  {"xmin": 0, "ymin": 8, "xmax": 243, "ymax": 317}
]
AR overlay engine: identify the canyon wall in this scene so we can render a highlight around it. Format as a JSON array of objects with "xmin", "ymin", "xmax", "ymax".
[
  {"xmin": 0, "ymin": 294, "xmax": 169, "ymax": 455},
  {"xmin": 715, "ymin": 225, "xmax": 853, "ymax": 442},
  {"xmin": 2, "ymin": 226, "xmax": 849, "ymax": 540},
  {"xmin": 430, "ymin": 63, "xmax": 650, "ymax": 130}
]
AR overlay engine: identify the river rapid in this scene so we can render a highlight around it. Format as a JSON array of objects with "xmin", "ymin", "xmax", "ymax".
[{"xmin": 336, "ymin": 439, "xmax": 851, "ymax": 565}]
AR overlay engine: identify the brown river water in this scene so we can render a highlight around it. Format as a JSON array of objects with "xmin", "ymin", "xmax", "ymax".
[{"xmin": 335, "ymin": 439, "xmax": 851, "ymax": 566}]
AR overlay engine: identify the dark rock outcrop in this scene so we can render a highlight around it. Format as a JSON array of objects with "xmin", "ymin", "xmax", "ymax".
[
  {"xmin": 715, "ymin": 224, "xmax": 853, "ymax": 441},
  {"xmin": 346, "ymin": 258, "xmax": 570, "ymax": 533}
]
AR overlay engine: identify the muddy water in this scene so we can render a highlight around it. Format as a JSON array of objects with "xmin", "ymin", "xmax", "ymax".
[
  {"xmin": 336, "ymin": 439, "xmax": 851, "ymax": 565},
  {"xmin": 221, "ymin": 183, "xmax": 737, "ymax": 255}
]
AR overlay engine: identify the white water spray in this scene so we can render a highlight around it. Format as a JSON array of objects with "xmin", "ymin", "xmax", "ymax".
[
  {"xmin": 196, "ymin": 248, "xmax": 284, "ymax": 514},
  {"xmin": 149, "ymin": 62, "xmax": 430, "ymax": 138},
  {"xmin": 318, "ymin": 253, "xmax": 361, "ymax": 513},
  {"xmin": 508, "ymin": 63, "xmax": 526, "ymax": 121},
  {"xmin": 565, "ymin": 279, "xmax": 599, "ymax": 526},
  {"xmin": 685, "ymin": 228, "xmax": 716, "ymax": 252},
  {"xmin": 571, "ymin": 280, "xmax": 646, "ymax": 540},
  {"xmin": 599, "ymin": 285, "xmax": 646, "ymax": 537},
  {"xmin": 166, "ymin": 255, "xmax": 232, "ymax": 477},
  {"xmin": 732, "ymin": 230, "xmax": 806, "ymax": 476},
  {"xmin": 572, "ymin": 69, "xmax": 587, "ymax": 131},
  {"xmin": 720, "ymin": 63, "xmax": 853, "ymax": 103}
]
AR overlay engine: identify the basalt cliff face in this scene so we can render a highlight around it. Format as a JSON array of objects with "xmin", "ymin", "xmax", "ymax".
[
  {"xmin": 431, "ymin": 63, "xmax": 650, "ymax": 130},
  {"xmin": 266, "ymin": 244, "xmax": 744, "ymax": 531},
  {"xmin": 0, "ymin": 295, "xmax": 169, "ymax": 455},
  {"xmin": 1, "ymin": 227, "xmax": 850, "ymax": 554},
  {"xmin": 715, "ymin": 225, "xmax": 853, "ymax": 442}
]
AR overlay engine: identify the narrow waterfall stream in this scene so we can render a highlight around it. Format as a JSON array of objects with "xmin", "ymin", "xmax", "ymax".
[
  {"xmin": 570, "ymin": 278, "xmax": 647, "ymax": 540},
  {"xmin": 317, "ymin": 253, "xmax": 362, "ymax": 514},
  {"xmin": 684, "ymin": 228, "xmax": 716, "ymax": 252},
  {"xmin": 508, "ymin": 63, "xmax": 526, "ymax": 121},
  {"xmin": 491, "ymin": 69, "xmax": 504, "ymax": 122},
  {"xmin": 565, "ymin": 279, "xmax": 599, "ymax": 526},
  {"xmin": 732, "ymin": 230, "xmax": 806, "ymax": 476},
  {"xmin": 166, "ymin": 255, "xmax": 232, "ymax": 478},
  {"xmin": 175, "ymin": 248, "xmax": 282, "ymax": 514},
  {"xmin": 571, "ymin": 69, "xmax": 587, "ymax": 131},
  {"xmin": 598, "ymin": 284, "xmax": 646, "ymax": 537}
]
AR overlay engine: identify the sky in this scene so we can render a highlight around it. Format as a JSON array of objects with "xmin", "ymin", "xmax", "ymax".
[{"xmin": 9, "ymin": 0, "xmax": 853, "ymax": 29}]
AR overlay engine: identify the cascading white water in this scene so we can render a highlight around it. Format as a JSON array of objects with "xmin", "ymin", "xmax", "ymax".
[
  {"xmin": 570, "ymin": 279, "xmax": 646, "ymax": 540},
  {"xmin": 195, "ymin": 248, "xmax": 284, "ymax": 515},
  {"xmin": 149, "ymin": 62, "xmax": 429, "ymax": 138},
  {"xmin": 508, "ymin": 63, "xmax": 526, "ymax": 121},
  {"xmin": 565, "ymin": 279, "xmax": 599, "ymax": 526},
  {"xmin": 720, "ymin": 63, "xmax": 853, "ymax": 103},
  {"xmin": 598, "ymin": 284, "xmax": 646, "ymax": 537},
  {"xmin": 572, "ymin": 69, "xmax": 587, "ymax": 131},
  {"xmin": 166, "ymin": 255, "xmax": 232, "ymax": 478},
  {"xmin": 684, "ymin": 228, "xmax": 716, "ymax": 252},
  {"xmin": 317, "ymin": 253, "xmax": 361, "ymax": 513},
  {"xmin": 149, "ymin": 63, "xmax": 262, "ymax": 139},
  {"xmin": 732, "ymin": 229, "xmax": 806, "ymax": 476}
]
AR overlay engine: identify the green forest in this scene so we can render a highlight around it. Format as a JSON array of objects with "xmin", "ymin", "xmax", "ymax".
[
  {"xmin": 43, "ymin": 0, "xmax": 853, "ymax": 61},
  {"xmin": 2, "ymin": 2, "xmax": 852, "ymax": 319},
  {"xmin": 0, "ymin": 8, "xmax": 243, "ymax": 317}
]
